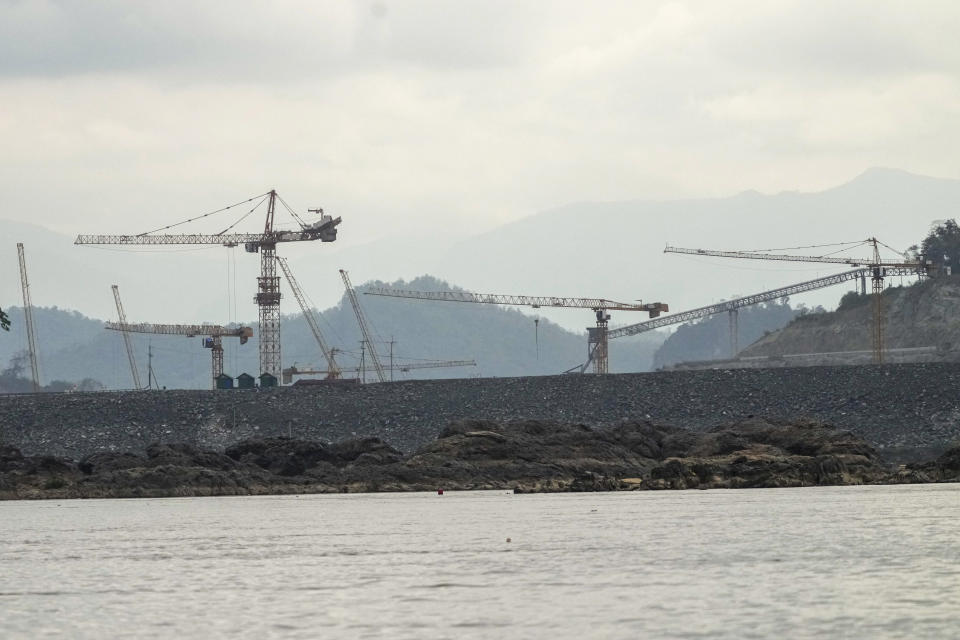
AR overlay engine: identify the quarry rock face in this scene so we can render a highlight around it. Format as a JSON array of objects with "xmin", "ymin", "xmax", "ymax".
[
  {"xmin": 2, "ymin": 364, "xmax": 959, "ymax": 465},
  {"xmin": 742, "ymin": 276, "xmax": 960, "ymax": 357}
]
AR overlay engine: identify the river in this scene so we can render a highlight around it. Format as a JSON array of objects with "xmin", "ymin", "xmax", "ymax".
[{"xmin": 2, "ymin": 485, "xmax": 958, "ymax": 638}]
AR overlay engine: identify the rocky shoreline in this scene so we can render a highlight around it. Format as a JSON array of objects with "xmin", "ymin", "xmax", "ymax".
[{"xmin": 3, "ymin": 417, "xmax": 957, "ymax": 500}]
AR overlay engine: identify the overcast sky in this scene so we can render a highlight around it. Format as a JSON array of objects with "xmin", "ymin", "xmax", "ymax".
[{"xmin": 1, "ymin": 0, "xmax": 958, "ymax": 246}]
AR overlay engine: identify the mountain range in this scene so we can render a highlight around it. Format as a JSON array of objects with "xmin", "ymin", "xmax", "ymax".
[{"xmin": 3, "ymin": 167, "xmax": 956, "ymax": 336}]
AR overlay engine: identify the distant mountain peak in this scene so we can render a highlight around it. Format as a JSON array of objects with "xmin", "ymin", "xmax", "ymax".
[{"xmin": 846, "ymin": 166, "xmax": 944, "ymax": 187}]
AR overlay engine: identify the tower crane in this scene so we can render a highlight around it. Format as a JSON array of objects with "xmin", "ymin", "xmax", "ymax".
[
  {"xmin": 75, "ymin": 190, "xmax": 341, "ymax": 378},
  {"xmin": 364, "ymin": 287, "xmax": 669, "ymax": 374},
  {"xmin": 111, "ymin": 285, "xmax": 142, "ymax": 390},
  {"xmin": 275, "ymin": 256, "xmax": 341, "ymax": 379},
  {"xmin": 664, "ymin": 238, "xmax": 929, "ymax": 363},
  {"xmin": 104, "ymin": 322, "xmax": 253, "ymax": 389},
  {"xmin": 340, "ymin": 270, "xmax": 387, "ymax": 383},
  {"xmin": 282, "ymin": 359, "xmax": 476, "ymax": 384},
  {"xmin": 16, "ymin": 243, "xmax": 41, "ymax": 392}
]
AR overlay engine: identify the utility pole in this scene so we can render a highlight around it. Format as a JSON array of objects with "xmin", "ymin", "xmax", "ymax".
[
  {"xmin": 359, "ymin": 341, "xmax": 366, "ymax": 384},
  {"xmin": 147, "ymin": 343, "xmax": 154, "ymax": 390},
  {"xmin": 389, "ymin": 337, "xmax": 395, "ymax": 382},
  {"xmin": 534, "ymin": 318, "xmax": 540, "ymax": 361}
]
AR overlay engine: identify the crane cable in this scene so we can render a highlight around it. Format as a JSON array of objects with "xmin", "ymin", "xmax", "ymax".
[
  {"xmin": 136, "ymin": 191, "xmax": 272, "ymax": 236},
  {"xmin": 216, "ymin": 194, "xmax": 270, "ymax": 235},
  {"xmin": 277, "ymin": 193, "xmax": 308, "ymax": 228},
  {"xmin": 739, "ymin": 240, "xmax": 867, "ymax": 253}
]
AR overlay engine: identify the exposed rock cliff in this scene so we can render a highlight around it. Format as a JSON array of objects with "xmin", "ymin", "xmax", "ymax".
[{"xmin": 742, "ymin": 276, "xmax": 960, "ymax": 357}]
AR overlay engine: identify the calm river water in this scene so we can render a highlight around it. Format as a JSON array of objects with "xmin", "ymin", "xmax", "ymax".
[{"xmin": 2, "ymin": 485, "xmax": 958, "ymax": 639}]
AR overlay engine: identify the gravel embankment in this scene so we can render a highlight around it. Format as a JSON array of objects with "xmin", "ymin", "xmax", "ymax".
[{"xmin": 1, "ymin": 363, "xmax": 959, "ymax": 459}]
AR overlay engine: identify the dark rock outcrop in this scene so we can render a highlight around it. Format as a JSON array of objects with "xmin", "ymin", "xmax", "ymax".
[{"xmin": 4, "ymin": 417, "xmax": 952, "ymax": 500}]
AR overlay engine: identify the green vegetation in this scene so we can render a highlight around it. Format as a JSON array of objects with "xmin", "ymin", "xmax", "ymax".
[
  {"xmin": 837, "ymin": 290, "xmax": 871, "ymax": 312},
  {"xmin": 910, "ymin": 219, "xmax": 960, "ymax": 272}
]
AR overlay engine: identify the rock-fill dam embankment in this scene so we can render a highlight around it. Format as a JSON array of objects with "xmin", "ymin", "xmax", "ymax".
[{"xmin": 1, "ymin": 363, "xmax": 958, "ymax": 461}]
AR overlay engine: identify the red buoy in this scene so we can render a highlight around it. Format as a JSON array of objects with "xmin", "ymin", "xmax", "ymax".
[{"xmin": 437, "ymin": 489, "xmax": 444, "ymax": 495}]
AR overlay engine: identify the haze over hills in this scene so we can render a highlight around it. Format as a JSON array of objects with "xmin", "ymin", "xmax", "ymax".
[
  {"xmin": 0, "ymin": 276, "xmax": 668, "ymax": 390},
  {"xmin": 1, "ymin": 168, "xmax": 951, "ymax": 338}
]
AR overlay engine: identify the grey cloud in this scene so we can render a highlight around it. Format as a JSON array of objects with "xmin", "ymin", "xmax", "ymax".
[
  {"xmin": 710, "ymin": 2, "xmax": 960, "ymax": 78},
  {"xmin": 0, "ymin": 0, "xmax": 536, "ymax": 80}
]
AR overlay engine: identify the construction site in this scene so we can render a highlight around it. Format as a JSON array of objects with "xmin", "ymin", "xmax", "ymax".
[{"xmin": 2, "ymin": 187, "xmax": 957, "ymax": 464}]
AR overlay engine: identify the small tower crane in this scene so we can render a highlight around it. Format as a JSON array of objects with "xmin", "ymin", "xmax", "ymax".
[
  {"xmin": 104, "ymin": 322, "xmax": 253, "ymax": 389},
  {"xmin": 664, "ymin": 238, "xmax": 929, "ymax": 363},
  {"xmin": 75, "ymin": 190, "xmax": 341, "ymax": 379},
  {"xmin": 364, "ymin": 287, "xmax": 668, "ymax": 374},
  {"xmin": 16, "ymin": 243, "xmax": 41, "ymax": 392}
]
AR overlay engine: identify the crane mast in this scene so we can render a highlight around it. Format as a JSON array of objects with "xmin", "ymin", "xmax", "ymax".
[
  {"xmin": 340, "ymin": 270, "xmax": 387, "ymax": 383},
  {"xmin": 366, "ymin": 287, "xmax": 668, "ymax": 374},
  {"xmin": 75, "ymin": 189, "xmax": 341, "ymax": 380},
  {"xmin": 275, "ymin": 256, "xmax": 340, "ymax": 378},
  {"xmin": 16, "ymin": 243, "xmax": 40, "ymax": 392},
  {"xmin": 111, "ymin": 285, "xmax": 142, "ymax": 390},
  {"xmin": 105, "ymin": 322, "xmax": 252, "ymax": 388}
]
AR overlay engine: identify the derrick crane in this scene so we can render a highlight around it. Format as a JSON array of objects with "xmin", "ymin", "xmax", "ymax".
[
  {"xmin": 111, "ymin": 285, "xmax": 142, "ymax": 390},
  {"xmin": 282, "ymin": 359, "xmax": 476, "ymax": 384},
  {"xmin": 340, "ymin": 270, "xmax": 387, "ymax": 383},
  {"xmin": 16, "ymin": 243, "xmax": 40, "ymax": 392},
  {"xmin": 365, "ymin": 287, "xmax": 669, "ymax": 374},
  {"xmin": 663, "ymin": 239, "xmax": 929, "ymax": 363},
  {"xmin": 105, "ymin": 322, "xmax": 253, "ymax": 389},
  {"xmin": 75, "ymin": 190, "xmax": 341, "ymax": 379},
  {"xmin": 275, "ymin": 256, "xmax": 340, "ymax": 378}
]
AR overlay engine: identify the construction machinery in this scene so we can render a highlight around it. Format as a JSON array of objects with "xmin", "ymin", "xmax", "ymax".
[
  {"xmin": 105, "ymin": 322, "xmax": 253, "ymax": 388},
  {"xmin": 340, "ymin": 270, "xmax": 389, "ymax": 382},
  {"xmin": 282, "ymin": 359, "xmax": 476, "ymax": 384},
  {"xmin": 663, "ymin": 239, "xmax": 930, "ymax": 363},
  {"xmin": 76, "ymin": 190, "xmax": 341, "ymax": 378},
  {"xmin": 364, "ymin": 287, "xmax": 669, "ymax": 374},
  {"xmin": 111, "ymin": 285, "xmax": 142, "ymax": 390},
  {"xmin": 16, "ymin": 243, "xmax": 40, "ymax": 392},
  {"xmin": 275, "ymin": 256, "xmax": 341, "ymax": 378}
]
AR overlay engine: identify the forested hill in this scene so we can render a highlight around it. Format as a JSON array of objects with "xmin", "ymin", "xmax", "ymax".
[{"xmin": 0, "ymin": 276, "xmax": 666, "ymax": 391}]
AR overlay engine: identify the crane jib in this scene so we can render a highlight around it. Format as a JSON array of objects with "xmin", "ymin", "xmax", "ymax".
[{"xmin": 75, "ymin": 220, "xmax": 341, "ymax": 247}]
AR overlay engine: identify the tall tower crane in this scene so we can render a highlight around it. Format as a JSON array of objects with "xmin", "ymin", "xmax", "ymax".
[
  {"xmin": 111, "ymin": 284, "xmax": 142, "ymax": 390},
  {"xmin": 664, "ymin": 238, "xmax": 929, "ymax": 363},
  {"xmin": 364, "ymin": 287, "xmax": 669, "ymax": 374},
  {"xmin": 275, "ymin": 256, "xmax": 341, "ymax": 378},
  {"xmin": 16, "ymin": 243, "xmax": 40, "ymax": 392},
  {"xmin": 340, "ymin": 270, "xmax": 387, "ymax": 383},
  {"xmin": 75, "ymin": 190, "xmax": 341, "ymax": 378},
  {"xmin": 105, "ymin": 322, "xmax": 253, "ymax": 388}
]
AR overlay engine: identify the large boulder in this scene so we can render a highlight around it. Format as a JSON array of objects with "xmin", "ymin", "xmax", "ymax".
[{"xmin": 79, "ymin": 452, "xmax": 145, "ymax": 475}]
